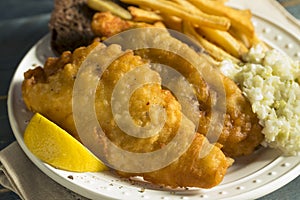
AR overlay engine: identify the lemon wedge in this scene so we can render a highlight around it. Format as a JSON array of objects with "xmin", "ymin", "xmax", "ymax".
[{"xmin": 24, "ymin": 113, "xmax": 108, "ymax": 172}]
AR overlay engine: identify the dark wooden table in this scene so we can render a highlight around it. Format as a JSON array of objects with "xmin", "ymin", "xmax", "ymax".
[{"xmin": 1, "ymin": 0, "xmax": 299, "ymax": 199}]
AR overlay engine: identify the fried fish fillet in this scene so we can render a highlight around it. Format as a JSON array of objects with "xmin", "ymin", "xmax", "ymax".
[
  {"xmin": 89, "ymin": 12, "xmax": 263, "ymax": 157},
  {"xmin": 135, "ymin": 49, "xmax": 264, "ymax": 157},
  {"xmin": 22, "ymin": 41, "xmax": 232, "ymax": 188},
  {"xmin": 22, "ymin": 42, "xmax": 100, "ymax": 141},
  {"xmin": 118, "ymin": 133, "xmax": 231, "ymax": 188}
]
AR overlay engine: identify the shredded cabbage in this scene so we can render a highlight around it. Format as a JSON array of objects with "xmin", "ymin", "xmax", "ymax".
[{"xmin": 220, "ymin": 45, "xmax": 300, "ymax": 155}]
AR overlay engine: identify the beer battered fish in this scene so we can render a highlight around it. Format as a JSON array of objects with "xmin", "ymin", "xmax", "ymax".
[
  {"xmin": 135, "ymin": 49, "xmax": 264, "ymax": 157},
  {"xmin": 93, "ymin": 17, "xmax": 264, "ymax": 157},
  {"xmin": 22, "ymin": 41, "xmax": 232, "ymax": 188}
]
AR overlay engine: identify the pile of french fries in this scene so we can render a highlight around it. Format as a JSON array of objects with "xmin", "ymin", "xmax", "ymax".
[{"xmin": 87, "ymin": 0, "xmax": 265, "ymax": 63}]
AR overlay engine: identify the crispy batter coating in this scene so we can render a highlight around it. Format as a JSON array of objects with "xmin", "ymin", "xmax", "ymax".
[
  {"xmin": 22, "ymin": 42, "xmax": 100, "ymax": 141},
  {"xmin": 95, "ymin": 57, "xmax": 182, "ymax": 153},
  {"xmin": 22, "ymin": 42, "xmax": 231, "ymax": 188},
  {"xmin": 91, "ymin": 12, "xmax": 132, "ymax": 37},
  {"xmin": 91, "ymin": 11, "xmax": 163, "ymax": 38},
  {"xmin": 119, "ymin": 133, "xmax": 233, "ymax": 188},
  {"xmin": 135, "ymin": 49, "xmax": 264, "ymax": 157}
]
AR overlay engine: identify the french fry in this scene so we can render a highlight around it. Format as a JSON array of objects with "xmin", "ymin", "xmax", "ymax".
[
  {"xmin": 169, "ymin": 0, "xmax": 202, "ymax": 15},
  {"xmin": 240, "ymin": 9, "xmax": 253, "ymax": 19},
  {"xmin": 121, "ymin": 0, "xmax": 231, "ymax": 31},
  {"xmin": 116, "ymin": 0, "xmax": 258, "ymax": 62},
  {"xmin": 160, "ymin": 14, "xmax": 183, "ymax": 32},
  {"xmin": 87, "ymin": 0, "xmax": 132, "ymax": 20},
  {"xmin": 153, "ymin": 21, "xmax": 166, "ymax": 28},
  {"xmin": 170, "ymin": 0, "xmax": 250, "ymax": 60},
  {"xmin": 186, "ymin": 0, "xmax": 254, "ymax": 38},
  {"xmin": 229, "ymin": 26, "xmax": 267, "ymax": 51},
  {"xmin": 183, "ymin": 21, "xmax": 240, "ymax": 63},
  {"xmin": 197, "ymin": 26, "xmax": 248, "ymax": 58},
  {"xmin": 128, "ymin": 6, "xmax": 163, "ymax": 23},
  {"xmin": 209, "ymin": 0, "xmax": 228, "ymax": 3},
  {"xmin": 229, "ymin": 27, "xmax": 252, "ymax": 48}
]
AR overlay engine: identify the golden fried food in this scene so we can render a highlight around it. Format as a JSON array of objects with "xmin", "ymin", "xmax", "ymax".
[
  {"xmin": 22, "ymin": 42, "xmax": 100, "ymax": 141},
  {"xmin": 196, "ymin": 26, "xmax": 248, "ymax": 59},
  {"xmin": 87, "ymin": 0, "xmax": 132, "ymax": 20},
  {"xmin": 128, "ymin": 6, "xmax": 163, "ymax": 23},
  {"xmin": 135, "ymin": 48, "xmax": 264, "ymax": 157},
  {"xmin": 91, "ymin": 11, "xmax": 161, "ymax": 38},
  {"xmin": 118, "ymin": 0, "xmax": 261, "ymax": 62},
  {"xmin": 22, "ymin": 41, "xmax": 232, "ymax": 188},
  {"xmin": 186, "ymin": 0, "xmax": 254, "ymax": 38},
  {"xmin": 121, "ymin": 0, "xmax": 231, "ymax": 31},
  {"xmin": 91, "ymin": 12, "xmax": 133, "ymax": 38},
  {"xmin": 119, "ymin": 133, "xmax": 233, "ymax": 188},
  {"xmin": 183, "ymin": 21, "xmax": 240, "ymax": 63}
]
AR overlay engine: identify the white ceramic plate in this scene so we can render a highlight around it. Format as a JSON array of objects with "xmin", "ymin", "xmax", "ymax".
[{"xmin": 8, "ymin": 14, "xmax": 300, "ymax": 200}]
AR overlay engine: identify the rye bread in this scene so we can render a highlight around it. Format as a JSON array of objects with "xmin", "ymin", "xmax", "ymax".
[{"xmin": 49, "ymin": 0, "xmax": 96, "ymax": 54}]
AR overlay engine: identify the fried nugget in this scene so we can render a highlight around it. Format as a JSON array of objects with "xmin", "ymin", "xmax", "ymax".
[{"xmin": 91, "ymin": 11, "xmax": 163, "ymax": 38}]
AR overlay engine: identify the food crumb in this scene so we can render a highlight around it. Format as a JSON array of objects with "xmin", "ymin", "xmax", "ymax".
[
  {"xmin": 139, "ymin": 188, "xmax": 145, "ymax": 193},
  {"xmin": 67, "ymin": 175, "xmax": 74, "ymax": 180}
]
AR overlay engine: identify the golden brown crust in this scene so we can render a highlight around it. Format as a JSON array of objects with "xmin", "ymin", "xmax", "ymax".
[
  {"xmin": 119, "ymin": 133, "xmax": 232, "ymax": 188},
  {"xmin": 134, "ymin": 48, "xmax": 264, "ymax": 157},
  {"xmin": 91, "ymin": 12, "xmax": 159, "ymax": 38},
  {"xmin": 22, "ymin": 41, "xmax": 231, "ymax": 188},
  {"xmin": 91, "ymin": 12, "xmax": 132, "ymax": 38},
  {"xmin": 22, "ymin": 41, "xmax": 100, "ymax": 141}
]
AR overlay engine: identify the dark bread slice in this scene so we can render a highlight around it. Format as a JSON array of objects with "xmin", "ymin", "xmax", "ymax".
[{"xmin": 49, "ymin": 0, "xmax": 96, "ymax": 54}]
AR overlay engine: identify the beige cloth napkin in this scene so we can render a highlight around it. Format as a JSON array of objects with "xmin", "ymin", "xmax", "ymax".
[{"xmin": 0, "ymin": 142, "xmax": 89, "ymax": 200}]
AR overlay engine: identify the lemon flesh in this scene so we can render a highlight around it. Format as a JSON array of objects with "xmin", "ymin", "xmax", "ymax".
[{"xmin": 24, "ymin": 113, "xmax": 108, "ymax": 172}]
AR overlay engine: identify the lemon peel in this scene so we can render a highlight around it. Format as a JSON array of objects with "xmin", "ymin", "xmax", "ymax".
[{"xmin": 24, "ymin": 113, "xmax": 108, "ymax": 172}]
